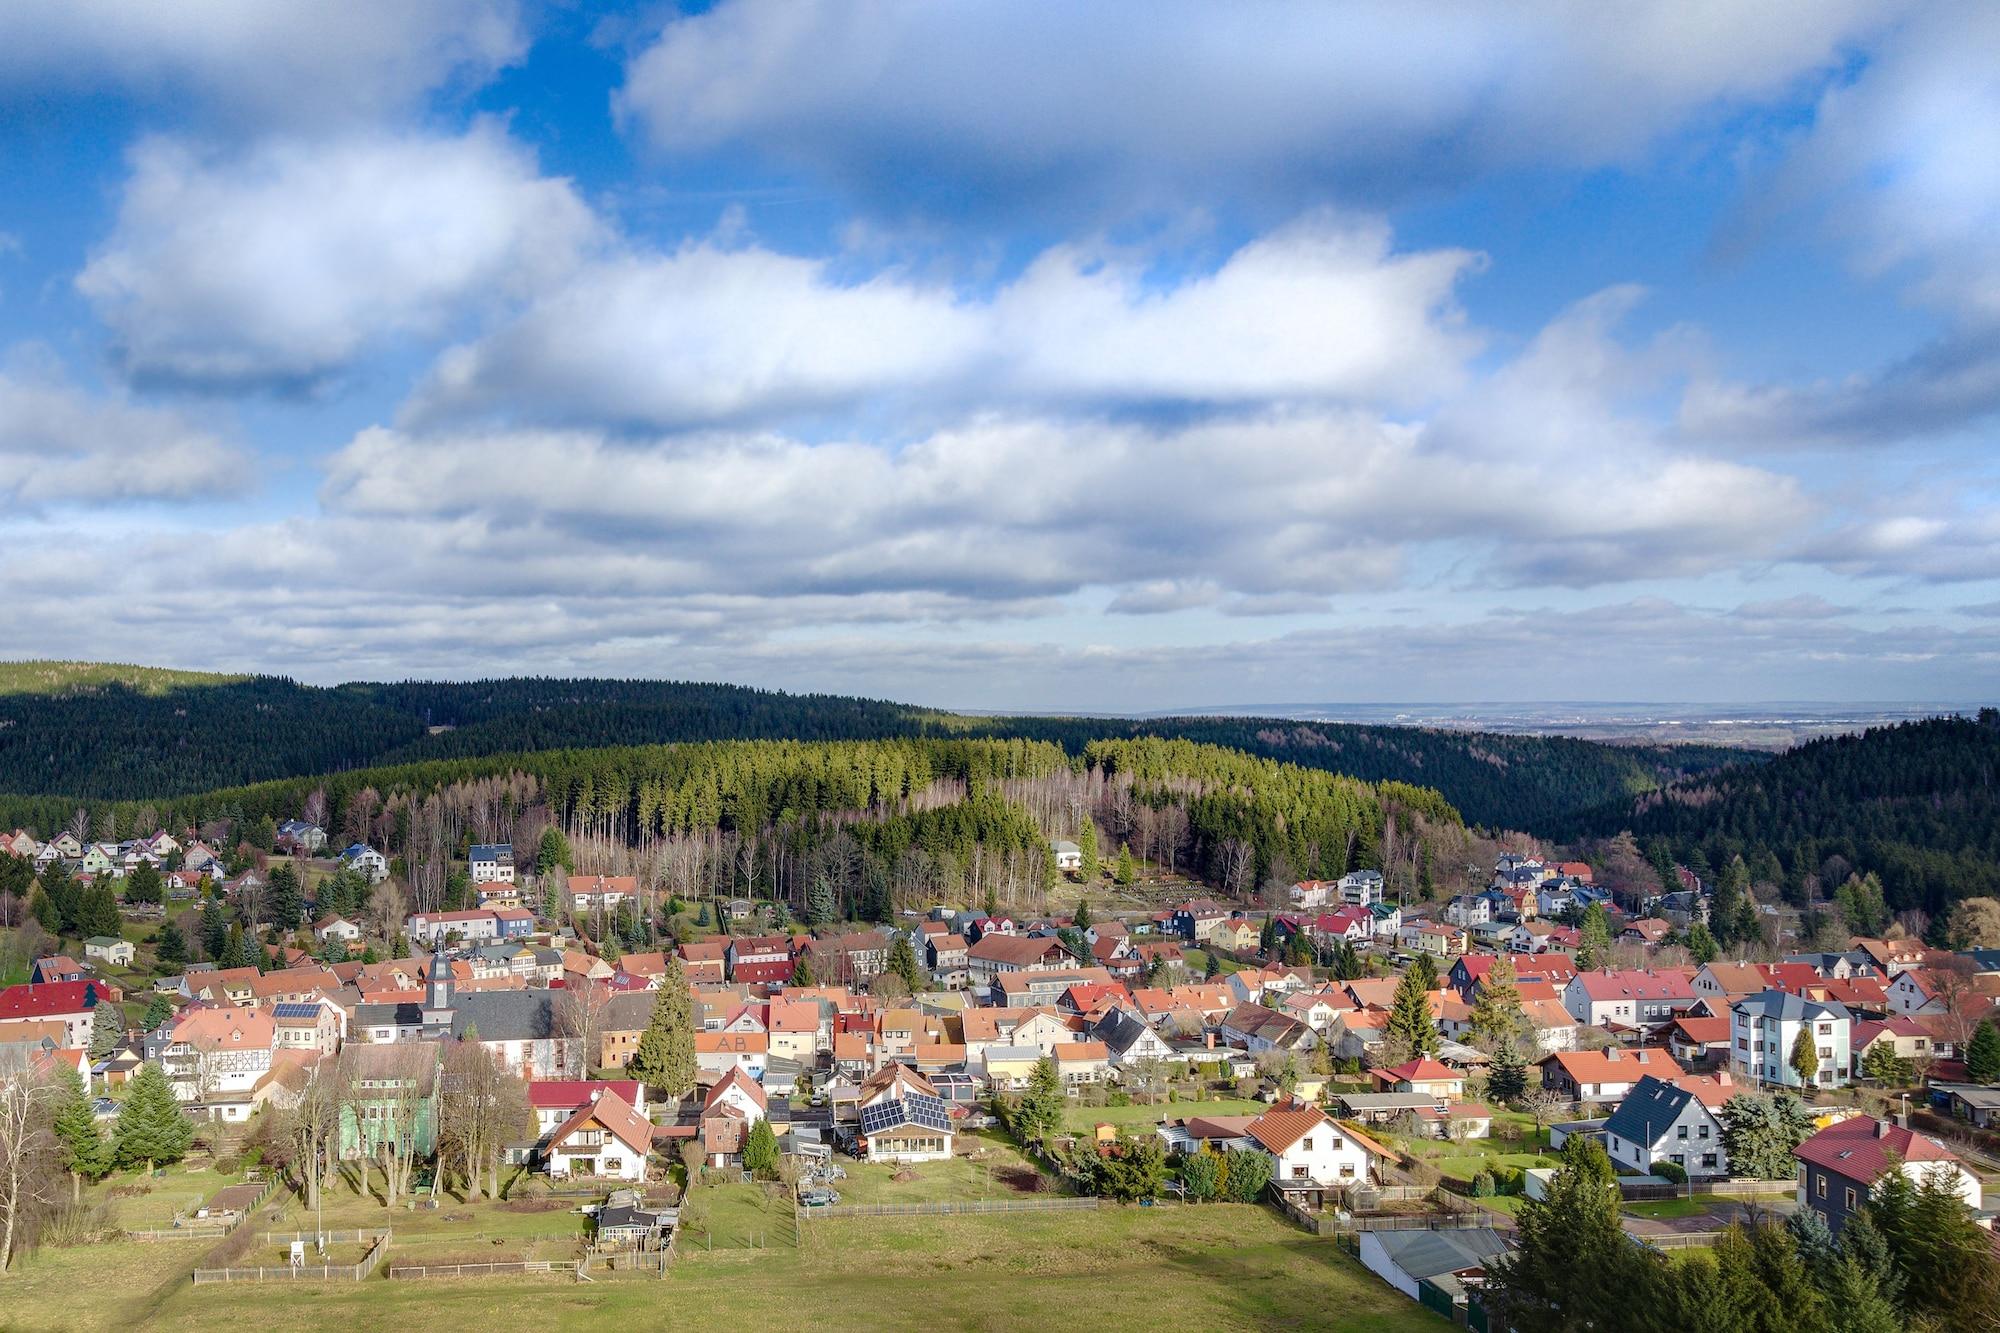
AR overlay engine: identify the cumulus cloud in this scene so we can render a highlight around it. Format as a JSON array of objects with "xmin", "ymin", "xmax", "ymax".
[
  {"xmin": 0, "ymin": 1, "xmax": 523, "ymax": 128},
  {"xmin": 407, "ymin": 215, "xmax": 1480, "ymax": 429},
  {"xmin": 0, "ymin": 357, "xmax": 243, "ymax": 504},
  {"xmin": 77, "ymin": 126, "xmax": 600, "ymax": 389},
  {"xmin": 619, "ymin": 0, "xmax": 1897, "ymax": 219}
]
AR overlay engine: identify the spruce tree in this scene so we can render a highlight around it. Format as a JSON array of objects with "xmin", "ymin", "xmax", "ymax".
[
  {"xmin": 1073, "ymin": 899, "xmax": 1093, "ymax": 930},
  {"xmin": 142, "ymin": 994, "xmax": 173, "ymax": 1031},
  {"xmin": 1684, "ymin": 920, "xmax": 1719, "ymax": 965},
  {"xmin": 806, "ymin": 874, "xmax": 837, "ymax": 928},
  {"xmin": 81, "ymin": 882, "xmax": 123, "ymax": 939},
  {"xmin": 1965, "ymin": 1019, "xmax": 2000, "ymax": 1084},
  {"xmin": 91, "ymin": 1009, "xmax": 126, "ymax": 1059},
  {"xmin": 743, "ymin": 1118, "xmax": 780, "ymax": 1178},
  {"xmin": 629, "ymin": 957, "xmax": 696, "ymax": 1101},
  {"xmin": 51, "ymin": 1066, "xmax": 109, "ymax": 1200},
  {"xmin": 1077, "ymin": 821, "xmax": 1099, "ymax": 881},
  {"xmin": 1409, "ymin": 950, "xmax": 1439, "ymax": 993},
  {"xmin": 155, "ymin": 920, "xmax": 189, "ymax": 968},
  {"xmin": 1576, "ymin": 903, "xmax": 1613, "ymax": 971},
  {"xmin": 29, "ymin": 886, "xmax": 60, "ymax": 934},
  {"xmin": 888, "ymin": 933, "xmax": 924, "ymax": 993},
  {"xmin": 115, "ymin": 1063, "xmax": 195, "ymax": 1171},
  {"xmin": 200, "ymin": 898, "xmax": 227, "ymax": 960},
  {"xmin": 1113, "ymin": 844, "xmax": 1136, "ymax": 885},
  {"xmin": 1469, "ymin": 955, "xmax": 1524, "ymax": 1052},
  {"xmin": 264, "ymin": 864, "xmax": 304, "ymax": 928},
  {"xmin": 1385, "ymin": 965, "xmax": 1441, "ymax": 1057},
  {"xmin": 1487, "ymin": 1036, "xmax": 1528, "ymax": 1103},
  {"xmin": 790, "ymin": 952, "xmax": 817, "ymax": 988}
]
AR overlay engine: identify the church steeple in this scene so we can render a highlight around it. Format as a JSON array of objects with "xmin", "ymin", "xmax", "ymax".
[{"xmin": 423, "ymin": 947, "xmax": 454, "ymax": 1033}]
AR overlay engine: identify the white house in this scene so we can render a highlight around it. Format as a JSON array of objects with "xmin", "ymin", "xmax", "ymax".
[
  {"xmin": 1603, "ymin": 1075, "xmax": 1730, "ymax": 1178},
  {"xmin": 1250, "ymin": 1102, "xmax": 1388, "ymax": 1191},
  {"xmin": 1795, "ymin": 1117, "xmax": 1983, "ymax": 1238},
  {"xmin": 312, "ymin": 914, "xmax": 363, "ymax": 946},
  {"xmin": 468, "ymin": 843, "xmax": 515, "ymax": 885},
  {"xmin": 855, "ymin": 1064, "xmax": 954, "ymax": 1163},
  {"xmin": 338, "ymin": 844, "xmax": 390, "ymax": 883},
  {"xmin": 83, "ymin": 936, "xmax": 135, "ymax": 967},
  {"xmin": 1562, "ymin": 969, "xmax": 1698, "ymax": 1031},
  {"xmin": 1338, "ymin": 870, "xmax": 1385, "ymax": 906},
  {"xmin": 160, "ymin": 1007, "xmax": 276, "ymax": 1120},
  {"xmin": 546, "ymin": 1089, "xmax": 652, "ymax": 1182},
  {"xmin": 1730, "ymin": 990, "xmax": 1851, "ymax": 1090},
  {"xmin": 1049, "ymin": 839, "xmax": 1082, "ymax": 873},
  {"xmin": 405, "ymin": 909, "xmax": 501, "ymax": 946}
]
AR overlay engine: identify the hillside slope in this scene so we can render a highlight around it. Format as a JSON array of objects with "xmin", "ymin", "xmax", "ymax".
[
  {"xmin": 1583, "ymin": 710, "xmax": 2000, "ymax": 917},
  {"xmin": 0, "ymin": 665, "xmax": 1751, "ymax": 832}
]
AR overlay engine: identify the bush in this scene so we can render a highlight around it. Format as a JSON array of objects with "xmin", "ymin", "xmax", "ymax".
[
  {"xmin": 1488, "ymin": 1165, "xmax": 1524, "ymax": 1196},
  {"xmin": 1652, "ymin": 1160, "xmax": 1688, "ymax": 1185},
  {"xmin": 1471, "ymin": 1171, "xmax": 1496, "ymax": 1198},
  {"xmin": 1107, "ymin": 1090, "xmax": 1131, "ymax": 1107}
]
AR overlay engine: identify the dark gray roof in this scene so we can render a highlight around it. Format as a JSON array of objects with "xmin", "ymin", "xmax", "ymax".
[
  {"xmin": 354, "ymin": 1002, "xmax": 422, "ymax": 1029},
  {"xmin": 1092, "ymin": 1007, "xmax": 1161, "ymax": 1058},
  {"xmin": 1603, "ymin": 1075, "xmax": 1703, "ymax": 1148},
  {"xmin": 1369, "ymin": 1228, "xmax": 1511, "ymax": 1280},
  {"xmin": 1733, "ymin": 990, "xmax": 1850, "ymax": 1024},
  {"xmin": 449, "ymin": 990, "xmax": 558, "ymax": 1042},
  {"xmin": 470, "ymin": 844, "xmax": 513, "ymax": 861}
]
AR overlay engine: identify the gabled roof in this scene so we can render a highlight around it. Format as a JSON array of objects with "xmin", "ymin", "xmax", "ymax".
[
  {"xmin": 1572, "ymin": 969, "xmax": 1696, "ymax": 1002},
  {"xmin": 704, "ymin": 1066, "xmax": 768, "ymax": 1114},
  {"xmin": 1732, "ymin": 990, "xmax": 1851, "ymax": 1025},
  {"xmin": 551, "ymin": 1089, "xmax": 652, "ymax": 1155},
  {"xmin": 528, "ymin": 1079, "xmax": 642, "ymax": 1110},
  {"xmin": 1603, "ymin": 1075, "xmax": 1712, "ymax": 1147},
  {"xmin": 1794, "ymin": 1116, "xmax": 1959, "ymax": 1183},
  {"xmin": 1245, "ymin": 1102, "xmax": 1333, "ymax": 1154},
  {"xmin": 1537, "ymin": 1047, "xmax": 1675, "ymax": 1084}
]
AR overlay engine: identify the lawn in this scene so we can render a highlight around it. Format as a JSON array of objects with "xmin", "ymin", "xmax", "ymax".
[
  {"xmin": 827, "ymin": 1132, "xmax": 1056, "ymax": 1204},
  {"xmin": 144, "ymin": 1202, "xmax": 1447, "ymax": 1332},
  {"xmin": 1434, "ymin": 1153, "xmax": 1558, "ymax": 1181},
  {"xmin": 1063, "ymin": 1098, "xmax": 1267, "ymax": 1132},
  {"xmin": 1623, "ymin": 1197, "xmax": 1713, "ymax": 1221}
]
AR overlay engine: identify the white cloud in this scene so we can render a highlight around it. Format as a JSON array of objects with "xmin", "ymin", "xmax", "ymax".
[
  {"xmin": 408, "ymin": 215, "xmax": 1480, "ymax": 429},
  {"xmin": 77, "ymin": 126, "xmax": 600, "ymax": 389},
  {"xmin": 0, "ymin": 356, "xmax": 243, "ymax": 504},
  {"xmin": 619, "ymin": 0, "xmax": 1898, "ymax": 218},
  {"xmin": 0, "ymin": 1, "xmax": 523, "ymax": 127}
]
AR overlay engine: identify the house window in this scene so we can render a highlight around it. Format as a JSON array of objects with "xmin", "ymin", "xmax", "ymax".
[
  {"xmin": 1702, "ymin": 1153, "xmax": 1718, "ymax": 1168},
  {"xmin": 1291, "ymin": 1166, "xmax": 1308, "ymax": 1179},
  {"xmin": 1844, "ymin": 1187, "xmax": 1857, "ymax": 1210},
  {"xmin": 1816, "ymin": 1175, "xmax": 1827, "ymax": 1199},
  {"xmin": 1302, "ymin": 1138, "xmax": 1314, "ymax": 1152},
  {"xmin": 1676, "ymin": 1126, "xmax": 1688, "ymax": 1139}
]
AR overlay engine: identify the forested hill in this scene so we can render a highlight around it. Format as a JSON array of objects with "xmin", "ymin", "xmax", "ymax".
[
  {"xmin": 1580, "ymin": 711, "xmax": 2000, "ymax": 918},
  {"xmin": 0, "ymin": 663, "xmax": 1750, "ymax": 832}
]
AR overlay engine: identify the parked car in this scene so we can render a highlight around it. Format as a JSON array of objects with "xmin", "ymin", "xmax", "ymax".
[{"xmin": 799, "ymin": 1189, "xmax": 841, "ymax": 1207}]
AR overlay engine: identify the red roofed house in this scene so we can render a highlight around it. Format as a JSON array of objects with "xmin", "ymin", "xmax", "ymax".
[
  {"xmin": 528, "ymin": 1079, "xmax": 645, "ymax": 1137},
  {"xmin": 0, "ymin": 980, "xmax": 118, "ymax": 1049},
  {"xmin": 1563, "ymin": 969, "xmax": 1698, "ymax": 1032},
  {"xmin": 1795, "ymin": 1116, "xmax": 1982, "ymax": 1238},
  {"xmin": 1538, "ymin": 1047, "xmax": 1678, "ymax": 1104},
  {"xmin": 677, "ymin": 940, "xmax": 728, "ymax": 984},
  {"xmin": 1371, "ymin": 1058, "xmax": 1466, "ymax": 1100},
  {"xmin": 1248, "ymin": 1100, "xmax": 1390, "ymax": 1196},
  {"xmin": 701, "ymin": 1066, "xmax": 769, "ymax": 1166},
  {"xmin": 546, "ymin": 1088, "xmax": 652, "ymax": 1182}
]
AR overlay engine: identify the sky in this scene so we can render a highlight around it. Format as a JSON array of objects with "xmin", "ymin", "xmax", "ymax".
[{"xmin": 0, "ymin": 1, "xmax": 1996, "ymax": 711}]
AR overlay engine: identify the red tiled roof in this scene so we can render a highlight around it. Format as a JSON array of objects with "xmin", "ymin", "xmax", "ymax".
[
  {"xmin": 1794, "ymin": 1116, "xmax": 1959, "ymax": 1183},
  {"xmin": 527, "ymin": 1079, "xmax": 641, "ymax": 1109}
]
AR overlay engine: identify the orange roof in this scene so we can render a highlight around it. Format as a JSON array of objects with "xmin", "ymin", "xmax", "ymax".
[
  {"xmin": 551, "ymin": 1089, "xmax": 653, "ymax": 1154},
  {"xmin": 694, "ymin": 1031, "xmax": 768, "ymax": 1054},
  {"xmin": 1054, "ymin": 1041, "xmax": 1109, "ymax": 1061},
  {"xmin": 171, "ymin": 1005, "xmax": 274, "ymax": 1051},
  {"xmin": 1245, "ymin": 1103, "xmax": 1331, "ymax": 1154}
]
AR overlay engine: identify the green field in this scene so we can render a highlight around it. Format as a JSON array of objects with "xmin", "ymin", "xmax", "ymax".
[{"xmin": 136, "ymin": 1203, "xmax": 1445, "ymax": 1332}]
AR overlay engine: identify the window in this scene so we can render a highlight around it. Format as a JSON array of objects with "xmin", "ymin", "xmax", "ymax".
[
  {"xmin": 1676, "ymin": 1126, "xmax": 1688, "ymax": 1139},
  {"xmin": 1698, "ymin": 1125, "xmax": 1710, "ymax": 1139},
  {"xmin": 1844, "ymin": 1187, "xmax": 1857, "ymax": 1210},
  {"xmin": 1701, "ymin": 1153, "xmax": 1718, "ymax": 1168},
  {"xmin": 1291, "ymin": 1165, "xmax": 1308, "ymax": 1179},
  {"xmin": 1816, "ymin": 1174, "xmax": 1827, "ymax": 1199},
  {"xmin": 1302, "ymin": 1138, "xmax": 1314, "ymax": 1152}
]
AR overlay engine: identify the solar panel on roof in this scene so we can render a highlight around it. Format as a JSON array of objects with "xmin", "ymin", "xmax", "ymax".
[{"xmin": 271, "ymin": 1002, "xmax": 319, "ymax": 1018}]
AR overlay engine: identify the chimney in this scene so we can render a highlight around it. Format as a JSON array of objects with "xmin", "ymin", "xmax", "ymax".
[
  {"xmin": 1876, "ymin": 1118, "xmax": 1890, "ymax": 1139},
  {"xmin": 1715, "ymin": 1071, "xmax": 1732, "ymax": 1087},
  {"xmin": 1606, "ymin": 1048, "xmax": 1621, "ymax": 1062}
]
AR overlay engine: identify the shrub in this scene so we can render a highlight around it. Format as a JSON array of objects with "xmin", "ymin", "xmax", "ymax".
[
  {"xmin": 1107, "ymin": 1090, "xmax": 1131, "ymax": 1107},
  {"xmin": 1471, "ymin": 1171, "xmax": 1496, "ymax": 1198},
  {"xmin": 1652, "ymin": 1160, "xmax": 1687, "ymax": 1185}
]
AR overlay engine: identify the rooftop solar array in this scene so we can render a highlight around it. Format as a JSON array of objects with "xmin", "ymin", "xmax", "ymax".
[{"xmin": 859, "ymin": 1091, "xmax": 951, "ymax": 1136}]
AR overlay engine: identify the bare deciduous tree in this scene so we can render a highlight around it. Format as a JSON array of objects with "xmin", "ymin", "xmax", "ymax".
[{"xmin": 0, "ymin": 1073, "xmax": 59, "ymax": 1272}]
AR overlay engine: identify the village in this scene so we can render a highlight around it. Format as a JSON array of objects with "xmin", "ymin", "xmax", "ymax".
[{"xmin": 0, "ymin": 821, "xmax": 1995, "ymax": 1329}]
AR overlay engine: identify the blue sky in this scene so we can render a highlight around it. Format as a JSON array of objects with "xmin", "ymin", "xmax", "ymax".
[{"xmin": 0, "ymin": 1, "xmax": 1996, "ymax": 710}]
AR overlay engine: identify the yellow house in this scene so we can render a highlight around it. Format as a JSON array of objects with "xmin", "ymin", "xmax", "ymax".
[
  {"xmin": 984, "ymin": 1046, "xmax": 1041, "ymax": 1091},
  {"xmin": 1210, "ymin": 918, "xmax": 1260, "ymax": 954}
]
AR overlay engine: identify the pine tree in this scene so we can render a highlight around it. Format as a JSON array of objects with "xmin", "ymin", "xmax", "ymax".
[
  {"xmin": 1469, "ymin": 955, "xmax": 1525, "ymax": 1052},
  {"xmin": 142, "ymin": 994, "xmax": 173, "ymax": 1031},
  {"xmin": 1113, "ymin": 844, "xmax": 1136, "ymax": 885},
  {"xmin": 1204, "ymin": 951, "xmax": 1222, "ymax": 980},
  {"xmin": 535, "ymin": 826, "xmax": 574, "ymax": 876},
  {"xmin": 1011, "ymin": 1057, "xmax": 1065, "ymax": 1146},
  {"xmin": 114, "ymin": 1063, "xmax": 196, "ymax": 1172},
  {"xmin": 806, "ymin": 874, "xmax": 837, "ymax": 928},
  {"xmin": 1386, "ymin": 965, "xmax": 1440, "ymax": 1057},
  {"xmin": 1576, "ymin": 903, "xmax": 1613, "ymax": 971},
  {"xmin": 1073, "ymin": 899, "xmax": 1093, "ymax": 930},
  {"xmin": 81, "ymin": 882, "xmax": 122, "ymax": 939},
  {"xmin": 743, "ymin": 1118, "xmax": 780, "ymax": 1178},
  {"xmin": 1487, "ymin": 1036, "xmax": 1528, "ymax": 1103},
  {"xmin": 1684, "ymin": 920, "xmax": 1719, "ymax": 965},
  {"xmin": 124, "ymin": 862, "xmax": 164, "ymax": 906},
  {"xmin": 790, "ymin": 952, "xmax": 818, "ymax": 988},
  {"xmin": 888, "ymin": 933, "xmax": 924, "ymax": 993},
  {"xmin": 155, "ymin": 920, "xmax": 188, "ymax": 968},
  {"xmin": 200, "ymin": 898, "xmax": 227, "ymax": 960},
  {"xmin": 1077, "ymin": 821, "xmax": 1099, "ymax": 881},
  {"xmin": 90, "ymin": 1009, "xmax": 126, "ymax": 1059},
  {"xmin": 51, "ymin": 1067, "xmax": 109, "ymax": 1201},
  {"xmin": 29, "ymin": 886, "xmax": 60, "ymax": 934},
  {"xmin": 629, "ymin": 957, "xmax": 696, "ymax": 1101},
  {"xmin": 264, "ymin": 864, "xmax": 303, "ymax": 928},
  {"xmin": 1966, "ymin": 1019, "xmax": 2000, "ymax": 1083},
  {"xmin": 1409, "ymin": 950, "xmax": 1438, "ymax": 993}
]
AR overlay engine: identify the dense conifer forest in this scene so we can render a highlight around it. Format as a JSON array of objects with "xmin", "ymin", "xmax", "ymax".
[
  {"xmin": 0, "ymin": 663, "xmax": 1745, "ymax": 831},
  {"xmin": 1582, "ymin": 710, "xmax": 2000, "ymax": 923}
]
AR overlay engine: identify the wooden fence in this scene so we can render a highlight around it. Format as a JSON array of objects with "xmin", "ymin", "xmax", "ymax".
[
  {"xmin": 1634, "ymin": 1230, "xmax": 1725, "ymax": 1252},
  {"xmin": 390, "ymin": 1259, "xmax": 576, "ymax": 1281},
  {"xmin": 193, "ymin": 1230, "xmax": 391, "ymax": 1284},
  {"xmin": 134, "ymin": 1176, "xmax": 280, "ymax": 1242},
  {"xmin": 1619, "ymin": 1179, "xmax": 1796, "ymax": 1201},
  {"xmin": 799, "ymin": 1197, "xmax": 1099, "ymax": 1220}
]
